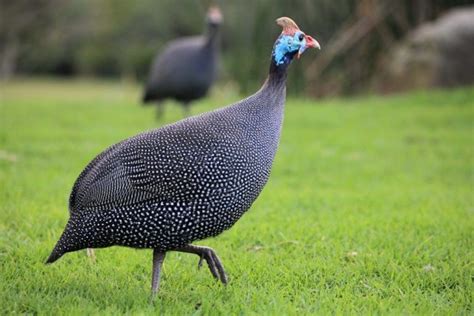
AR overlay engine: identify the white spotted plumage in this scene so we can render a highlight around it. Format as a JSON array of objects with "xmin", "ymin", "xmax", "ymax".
[
  {"xmin": 46, "ymin": 16, "xmax": 320, "ymax": 298},
  {"xmin": 49, "ymin": 76, "xmax": 286, "ymax": 258}
]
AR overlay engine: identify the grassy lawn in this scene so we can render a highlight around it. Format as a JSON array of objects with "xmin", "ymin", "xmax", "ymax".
[{"xmin": 1, "ymin": 79, "xmax": 473, "ymax": 314}]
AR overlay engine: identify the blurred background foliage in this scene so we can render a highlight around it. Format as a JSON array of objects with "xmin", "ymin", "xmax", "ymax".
[{"xmin": 0, "ymin": 0, "xmax": 472, "ymax": 97}]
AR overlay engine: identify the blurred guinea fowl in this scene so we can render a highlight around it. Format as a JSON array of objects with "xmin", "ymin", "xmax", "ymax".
[
  {"xmin": 47, "ymin": 17, "xmax": 320, "ymax": 297},
  {"xmin": 142, "ymin": 6, "xmax": 222, "ymax": 119}
]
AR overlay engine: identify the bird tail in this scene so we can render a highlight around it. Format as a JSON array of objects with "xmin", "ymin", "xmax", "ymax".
[
  {"xmin": 45, "ymin": 219, "xmax": 79, "ymax": 264},
  {"xmin": 46, "ymin": 242, "xmax": 65, "ymax": 264}
]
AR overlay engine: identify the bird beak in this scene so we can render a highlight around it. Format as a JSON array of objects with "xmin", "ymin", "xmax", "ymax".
[{"xmin": 297, "ymin": 35, "xmax": 321, "ymax": 59}]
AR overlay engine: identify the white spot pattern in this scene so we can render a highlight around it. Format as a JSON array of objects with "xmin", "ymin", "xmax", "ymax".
[{"xmin": 53, "ymin": 71, "xmax": 287, "ymax": 256}]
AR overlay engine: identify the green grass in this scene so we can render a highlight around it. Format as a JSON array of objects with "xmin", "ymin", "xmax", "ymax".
[{"xmin": 1, "ymin": 78, "xmax": 473, "ymax": 314}]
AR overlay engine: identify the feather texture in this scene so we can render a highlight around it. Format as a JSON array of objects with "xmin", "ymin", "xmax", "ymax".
[
  {"xmin": 47, "ymin": 16, "xmax": 318, "ymax": 264},
  {"xmin": 142, "ymin": 13, "xmax": 220, "ymax": 104}
]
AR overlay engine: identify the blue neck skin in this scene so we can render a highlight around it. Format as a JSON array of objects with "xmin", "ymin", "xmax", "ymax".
[
  {"xmin": 271, "ymin": 34, "xmax": 301, "ymax": 67},
  {"xmin": 269, "ymin": 34, "xmax": 299, "ymax": 83}
]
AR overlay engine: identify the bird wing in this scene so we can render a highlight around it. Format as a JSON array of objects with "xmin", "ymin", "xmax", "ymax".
[
  {"xmin": 68, "ymin": 139, "xmax": 157, "ymax": 213},
  {"xmin": 68, "ymin": 120, "xmax": 223, "ymax": 214}
]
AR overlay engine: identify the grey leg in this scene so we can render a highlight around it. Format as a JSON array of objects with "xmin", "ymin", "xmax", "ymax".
[
  {"xmin": 174, "ymin": 244, "xmax": 228, "ymax": 285},
  {"xmin": 182, "ymin": 102, "xmax": 191, "ymax": 117},
  {"xmin": 151, "ymin": 249, "xmax": 166, "ymax": 298},
  {"xmin": 156, "ymin": 102, "xmax": 165, "ymax": 120}
]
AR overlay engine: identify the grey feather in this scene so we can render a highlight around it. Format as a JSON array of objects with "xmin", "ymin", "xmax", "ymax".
[
  {"xmin": 143, "ymin": 23, "xmax": 220, "ymax": 104},
  {"xmin": 46, "ymin": 69, "xmax": 287, "ymax": 264}
]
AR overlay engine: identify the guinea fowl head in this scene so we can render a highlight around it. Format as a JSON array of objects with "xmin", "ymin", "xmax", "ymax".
[
  {"xmin": 206, "ymin": 6, "xmax": 223, "ymax": 26},
  {"xmin": 272, "ymin": 17, "xmax": 320, "ymax": 67}
]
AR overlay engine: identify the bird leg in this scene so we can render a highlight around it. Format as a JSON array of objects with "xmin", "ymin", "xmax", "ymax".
[
  {"xmin": 151, "ymin": 249, "xmax": 166, "ymax": 298},
  {"xmin": 86, "ymin": 248, "xmax": 96, "ymax": 263},
  {"xmin": 182, "ymin": 102, "xmax": 191, "ymax": 117},
  {"xmin": 155, "ymin": 102, "xmax": 165, "ymax": 120},
  {"xmin": 173, "ymin": 244, "xmax": 228, "ymax": 285}
]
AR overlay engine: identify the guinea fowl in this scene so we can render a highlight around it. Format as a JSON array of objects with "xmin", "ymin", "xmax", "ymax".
[
  {"xmin": 142, "ymin": 6, "xmax": 222, "ymax": 119},
  {"xmin": 47, "ymin": 17, "xmax": 320, "ymax": 297}
]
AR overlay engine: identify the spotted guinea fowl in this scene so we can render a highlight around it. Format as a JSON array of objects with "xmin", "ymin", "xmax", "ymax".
[
  {"xmin": 46, "ymin": 17, "xmax": 320, "ymax": 297},
  {"xmin": 142, "ymin": 6, "xmax": 222, "ymax": 119}
]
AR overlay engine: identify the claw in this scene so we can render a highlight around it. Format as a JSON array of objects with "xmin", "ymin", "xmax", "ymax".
[
  {"xmin": 174, "ymin": 245, "xmax": 229, "ymax": 285},
  {"xmin": 209, "ymin": 250, "xmax": 228, "ymax": 285},
  {"xmin": 204, "ymin": 249, "xmax": 220, "ymax": 280},
  {"xmin": 198, "ymin": 255, "xmax": 204, "ymax": 269}
]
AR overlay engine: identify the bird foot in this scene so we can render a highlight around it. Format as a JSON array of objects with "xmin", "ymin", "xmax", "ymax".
[
  {"xmin": 86, "ymin": 248, "xmax": 96, "ymax": 263},
  {"xmin": 175, "ymin": 244, "xmax": 228, "ymax": 285}
]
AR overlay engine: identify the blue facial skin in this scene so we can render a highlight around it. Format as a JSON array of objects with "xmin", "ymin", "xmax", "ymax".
[{"xmin": 272, "ymin": 31, "xmax": 307, "ymax": 66}]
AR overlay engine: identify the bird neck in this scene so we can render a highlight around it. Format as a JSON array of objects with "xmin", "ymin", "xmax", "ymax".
[
  {"xmin": 267, "ymin": 36, "xmax": 299, "ymax": 88},
  {"xmin": 266, "ymin": 56, "xmax": 290, "ymax": 89},
  {"xmin": 205, "ymin": 23, "xmax": 220, "ymax": 47}
]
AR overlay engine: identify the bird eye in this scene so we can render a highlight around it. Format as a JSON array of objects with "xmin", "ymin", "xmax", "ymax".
[{"xmin": 298, "ymin": 34, "xmax": 304, "ymax": 41}]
